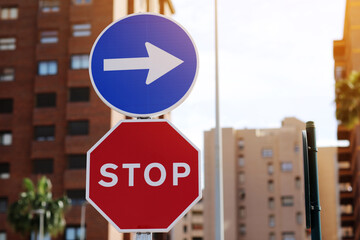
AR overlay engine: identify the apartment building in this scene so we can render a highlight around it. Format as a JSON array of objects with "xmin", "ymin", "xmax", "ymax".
[
  {"xmin": 171, "ymin": 199, "xmax": 204, "ymax": 240},
  {"xmin": 203, "ymin": 118, "xmax": 309, "ymax": 240},
  {"xmin": 0, "ymin": 1, "xmax": 174, "ymax": 240},
  {"xmin": 317, "ymin": 147, "xmax": 341, "ymax": 240},
  {"xmin": 333, "ymin": 0, "xmax": 360, "ymax": 239}
]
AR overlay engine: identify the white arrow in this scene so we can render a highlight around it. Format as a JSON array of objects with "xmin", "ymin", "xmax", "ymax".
[{"xmin": 103, "ymin": 42, "xmax": 184, "ymax": 85}]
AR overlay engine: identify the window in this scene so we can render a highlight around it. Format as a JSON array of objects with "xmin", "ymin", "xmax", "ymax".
[
  {"xmin": 238, "ymin": 156, "xmax": 244, "ymax": 167},
  {"xmin": 294, "ymin": 144, "xmax": 300, "ymax": 153},
  {"xmin": 341, "ymin": 204, "xmax": 353, "ymax": 215},
  {"xmin": 262, "ymin": 148, "xmax": 273, "ymax": 157},
  {"xmin": 33, "ymin": 159, "xmax": 53, "ymax": 174},
  {"xmin": 339, "ymin": 182, "xmax": 352, "ymax": 192},
  {"xmin": 1, "ymin": 6, "xmax": 18, "ymax": 20},
  {"xmin": 72, "ymin": 23, "xmax": 91, "ymax": 37},
  {"xmin": 192, "ymin": 238, "xmax": 202, "ymax": 240},
  {"xmin": 239, "ymin": 206, "xmax": 245, "ymax": 218},
  {"xmin": 268, "ymin": 180, "xmax": 274, "ymax": 192},
  {"xmin": 0, "ymin": 231, "xmax": 6, "ymax": 240},
  {"xmin": 72, "ymin": 0, "xmax": 92, "ymax": 5},
  {"xmin": 282, "ymin": 232, "xmax": 295, "ymax": 240},
  {"xmin": 191, "ymin": 223, "xmax": 203, "ymax": 230},
  {"xmin": 34, "ymin": 125, "xmax": 55, "ymax": 141},
  {"xmin": 38, "ymin": 61, "xmax": 57, "ymax": 75},
  {"xmin": 0, "ymin": 197, "xmax": 7, "ymax": 213},
  {"xmin": 281, "ymin": 162, "xmax": 293, "ymax": 172},
  {"xmin": 0, "ymin": 163, "xmax": 10, "ymax": 179},
  {"xmin": 36, "ymin": 93, "xmax": 56, "ymax": 108},
  {"xmin": 237, "ymin": 139, "xmax": 244, "ymax": 150},
  {"xmin": 342, "ymin": 226, "xmax": 354, "ymax": 237},
  {"xmin": 339, "ymin": 161, "xmax": 350, "ymax": 169},
  {"xmin": 0, "ymin": 38, "xmax": 15, "ymax": 50},
  {"xmin": 269, "ymin": 215, "xmax": 275, "ymax": 227},
  {"xmin": 238, "ymin": 188, "xmax": 245, "ymax": 200},
  {"xmin": 40, "ymin": 31, "xmax": 58, "ymax": 44},
  {"xmin": 0, "ymin": 99, "xmax": 13, "ymax": 113},
  {"xmin": 296, "ymin": 212, "xmax": 302, "ymax": 224},
  {"xmin": 269, "ymin": 232, "xmax": 275, "ymax": 240},
  {"xmin": 69, "ymin": 87, "xmax": 90, "ymax": 102},
  {"xmin": 67, "ymin": 154, "xmax": 86, "ymax": 169},
  {"xmin": 39, "ymin": 0, "xmax": 60, "ymax": 13},
  {"xmin": 281, "ymin": 196, "xmax": 294, "ymax": 207},
  {"xmin": 238, "ymin": 172, "xmax": 245, "ymax": 184},
  {"xmin": 65, "ymin": 225, "xmax": 85, "ymax": 240},
  {"xmin": 183, "ymin": 225, "xmax": 187, "ymax": 233},
  {"xmin": 68, "ymin": 120, "xmax": 89, "ymax": 136},
  {"xmin": 67, "ymin": 189, "xmax": 85, "ymax": 205},
  {"xmin": 0, "ymin": 67, "xmax": 14, "ymax": 81},
  {"xmin": 267, "ymin": 163, "xmax": 274, "ymax": 175},
  {"xmin": 192, "ymin": 210, "xmax": 202, "ymax": 216},
  {"xmin": 268, "ymin": 198, "xmax": 275, "ymax": 209},
  {"xmin": 295, "ymin": 177, "xmax": 301, "ymax": 189},
  {"xmin": 239, "ymin": 224, "xmax": 246, "ymax": 236},
  {"xmin": 0, "ymin": 131, "xmax": 12, "ymax": 146},
  {"xmin": 335, "ymin": 66, "xmax": 345, "ymax": 79},
  {"xmin": 71, "ymin": 54, "xmax": 89, "ymax": 69}
]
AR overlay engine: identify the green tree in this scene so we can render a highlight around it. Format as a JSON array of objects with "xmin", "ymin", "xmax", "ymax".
[
  {"xmin": 335, "ymin": 71, "xmax": 360, "ymax": 128},
  {"xmin": 7, "ymin": 176, "xmax": 69, "ymax": 239}
]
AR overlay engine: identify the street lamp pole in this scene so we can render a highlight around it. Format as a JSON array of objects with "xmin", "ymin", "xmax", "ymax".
[
  {"xmin": 32, "ymin": 209, "xmax": 45, "ymax": 240},
  {"xmin": 214, "ymin": 0, "xmax": 224, "ymax": 240}
]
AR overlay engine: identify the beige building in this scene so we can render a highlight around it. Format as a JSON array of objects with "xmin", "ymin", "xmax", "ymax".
[
  {"xmin": 171, "ymin": 199, "xmax": 204, "ymax": 240},
  {"xmin": 317, "ymin": 147, "xmax": 341, "ymax": 240},
  {"xmin": 333, "ymin": 0, "xmax": 360, "ymax": 239},
  {"xmin": 203, "ymin": 118, "xmax": 309, "ymax": 240}
]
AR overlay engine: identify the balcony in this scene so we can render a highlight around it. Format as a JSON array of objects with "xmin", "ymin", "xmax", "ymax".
[{"xmin": 333, "ymin": 40, "xmax": 345, "ymax": 60}]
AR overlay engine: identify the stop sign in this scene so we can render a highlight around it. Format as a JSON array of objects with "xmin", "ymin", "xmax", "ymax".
[{"xmin": 86, "ymin": 119, "xmax": 201, "ymax": 232}]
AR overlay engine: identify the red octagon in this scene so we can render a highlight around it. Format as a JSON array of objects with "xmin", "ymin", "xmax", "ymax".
[{"xmin": 86, "ymin": 119, "xmax": 201, "ymax": 232}]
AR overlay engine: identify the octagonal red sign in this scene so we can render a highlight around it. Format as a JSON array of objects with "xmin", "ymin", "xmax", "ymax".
[{"xmin": 86, "ymin": 119, "xmax": 201, "ymax": 232}]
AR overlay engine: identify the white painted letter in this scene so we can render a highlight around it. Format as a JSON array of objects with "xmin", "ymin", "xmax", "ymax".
[
  {"xmin": 122, "ymin": 163, "xmax": 140, "ymax": 186},
  {"xmin": 173, "ymin": 163, "xmax": 190, "ymax": 186},
  {"xmin": 98, "ymin": 163, "xmax": 118, "ymax": 187},
  {"xmin": 144, "ymin": 163, "xmax": 166, "ymax": 186}
]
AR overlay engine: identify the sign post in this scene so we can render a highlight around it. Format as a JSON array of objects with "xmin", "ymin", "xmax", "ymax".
[
  {"xmin": 87, "ymin": 13, "xmax": 200, "ymax": 239},
  {"xmin": 302, "ymin": 121, "xmax": 322, "ymax": 240}
]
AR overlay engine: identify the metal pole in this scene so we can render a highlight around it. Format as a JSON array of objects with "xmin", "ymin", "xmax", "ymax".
[
  {"xmin": 214, "ymin": 0, "xmax": 224, "ymax": 240},
  {"xmin": 39, "ymin": 210, "xmax": 44, "ymax": 240},
  {"xmin": 80, "ymin": 202, "xmax": 87, "ymax": 240},
  {"xmin": 32, "ymin": 209, "xmax": 45, "ymax": 240},
  {"xmin": 306, "ymin": 121, "xmax": 322, "ymax": 240},
  {"xmin": 136, "ymin": 232, "xmax": 152, "ymax": 240}
]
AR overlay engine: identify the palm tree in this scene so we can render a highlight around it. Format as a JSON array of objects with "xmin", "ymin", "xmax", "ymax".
[
  {"xmin": 335, "ymin": 71, "xmax": 360, "ymax": 128},
  {"xmin": 7, "ymin": 176, "xmax": 70, "ymax": 239}
]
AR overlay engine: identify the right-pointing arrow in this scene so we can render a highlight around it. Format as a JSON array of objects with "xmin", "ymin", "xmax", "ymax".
[{"xmin": 103, "ymin": 42, "xmax": 184, "ymax": 85}]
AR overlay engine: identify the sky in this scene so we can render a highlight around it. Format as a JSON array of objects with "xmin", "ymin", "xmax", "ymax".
[{"xmin": 170, "ymin": 0, "xmax": 347, "ymax": 152}]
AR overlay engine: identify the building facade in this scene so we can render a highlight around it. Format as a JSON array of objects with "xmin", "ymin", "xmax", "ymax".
[
  {"xmin": 333, "ymin": 0, "xmax": 360, "ymax": 239},
  {"xmin": 171, "ymin": 199, "xmax": 204, "ymax": 240},
  {"xmin": 203, "ymin": 118, "xmax": 309, "ymax": 240},
  {"xmin": 0, "ymin": 1, "xmax": 174, "ymax": 240},
  {"xmin": 317, "ymin": 147, "xmax": 341, "ymax": 240}
]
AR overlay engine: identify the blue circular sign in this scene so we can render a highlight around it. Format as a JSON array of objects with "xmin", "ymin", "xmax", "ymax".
[{"xmin": 89, "ymin": 13, "xmax": 199, "ymax": 117}]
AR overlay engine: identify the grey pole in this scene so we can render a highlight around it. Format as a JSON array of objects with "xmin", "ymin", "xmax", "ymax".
[
  {"xmin": 80, "ymin": 202, "xmax": 87, "ymax": 240},
  {"xmin": 32, "ymin": 209, "xmax": 45, "ymax": 240},
  {"xmin": 214, "ymin": 0, "xmax": 224, "ymax": 240}
]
